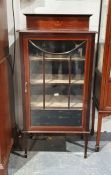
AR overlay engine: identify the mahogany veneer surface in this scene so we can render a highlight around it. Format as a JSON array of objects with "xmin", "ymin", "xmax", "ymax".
[
  {"xmin": 25, "ymin": 14, "xmax": 92, "ymax": 30},
  {"xmin": 0, "ymin": 0, "xmax": 13, "ymax": 174}
]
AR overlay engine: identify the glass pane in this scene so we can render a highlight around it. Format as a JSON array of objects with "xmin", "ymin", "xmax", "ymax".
[
  {"xmin": 30, "ymin": 85, "xmax": 43, "ymax": 109},
  {"xmin": 44, "ymin": 41, "xmax": 71, "ymax": 109},
  {"xmin": 31, "ymin": 110, "xmax": 82, "ymax": 126},
  {"xmin": 45, "ymin": 84, "xmax": 69, "ymax": 109},
  {"xmin": 70, "ymin": 41, "xmax": 86, "ymax": 109},
  {"xmin": 45, "ymin": 60, "xmax": 69, "ymax": 84},
  {"xmin": 29, "ymin": 41, "xmax": 43, "ymax": 109},
  {"xmin": 45, "ymin": 57, "xmax": 69, "ymax": 109},
  {"xmin": 70, "ymin": 85, "xmax": 83, "ymax": 108}
]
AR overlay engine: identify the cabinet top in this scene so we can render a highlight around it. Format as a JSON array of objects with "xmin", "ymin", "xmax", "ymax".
[
  {"xmin": 18, "ymin": 29, "xmax": 96, "ymax": 34},
  {"xmin": 24, "ymin": 14, "xmax": 92, "ymax": 17},
  {"xmin": 24, "ymin": 14, "xmax": 92, "ymax": 31}
]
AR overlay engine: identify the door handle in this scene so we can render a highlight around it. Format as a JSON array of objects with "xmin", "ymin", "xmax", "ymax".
[{"xmin": 25, "ymin": 82, "xmax": 28, "ymax": 93}]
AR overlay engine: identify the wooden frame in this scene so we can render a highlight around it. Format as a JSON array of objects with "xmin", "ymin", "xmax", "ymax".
[{"xmin": 19, "ymin": 31, "xmax": 95, "ymax": 157}]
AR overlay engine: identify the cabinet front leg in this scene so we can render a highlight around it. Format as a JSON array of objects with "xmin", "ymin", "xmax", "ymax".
[{"xmin": 95, "ymin": 113, "xmax": 102, "ymax": 152}]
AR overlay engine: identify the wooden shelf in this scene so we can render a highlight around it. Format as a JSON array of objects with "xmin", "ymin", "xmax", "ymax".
[
  {"xmin": 31, "ymin": 95, "xmax": 83, "ymax": 109},
  {"xmin": 30, "ymin": 55, "xmax": 85, "ymax": 61},
  {"xmin": 30, "ymin": 74, "xmax": 84, "ymax": 85}
]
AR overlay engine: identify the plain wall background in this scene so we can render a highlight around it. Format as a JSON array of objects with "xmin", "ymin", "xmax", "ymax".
[{"xmin": 20, "ymin": 0, "xmax": 100, "ymax": 31}]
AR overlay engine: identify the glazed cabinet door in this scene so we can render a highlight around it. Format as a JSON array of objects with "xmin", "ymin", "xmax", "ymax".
[{"xmin": 21, "ymin": 35, "xmax": 94, "ymax": 132}]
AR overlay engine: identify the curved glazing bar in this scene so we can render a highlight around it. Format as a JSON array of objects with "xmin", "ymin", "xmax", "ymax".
[{"xmin": 29, "ymin": 40, "xmax": 86, "ymax": 55}]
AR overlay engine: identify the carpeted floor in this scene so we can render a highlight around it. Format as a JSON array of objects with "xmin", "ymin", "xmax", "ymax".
[{"xmin": 8, "ymin": 116, "xmax": 111, "ymax": 175}]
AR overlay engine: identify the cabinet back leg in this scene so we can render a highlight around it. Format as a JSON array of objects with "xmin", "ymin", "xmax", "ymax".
[
  {"xmin": 23, "ymin": 133, "xmax": 28, "ymax": 158},
  {"xmin": 91, "ymin": 99, "xmax": 95, "ymax": 136},
  {"xmin": 95, "ymin": 113, "xmax": 102, "ymax": 152},
  {"xmin": 84, "ymin": 134, "xmax": 88, "ymax": 158}
]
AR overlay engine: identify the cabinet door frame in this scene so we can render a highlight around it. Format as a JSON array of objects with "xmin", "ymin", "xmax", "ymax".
[{"xmin": 20, "ymin": 32, "xmax": 95, "ymax": 133}]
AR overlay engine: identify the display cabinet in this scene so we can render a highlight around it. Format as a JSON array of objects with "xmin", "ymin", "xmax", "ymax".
[
  {"xmin": 19, "ymin": 14, "xmax": 96, "ymax": 158},
  {"xmin": 91, "ymin": 0, "xmax": 111, "ymax": 151}
]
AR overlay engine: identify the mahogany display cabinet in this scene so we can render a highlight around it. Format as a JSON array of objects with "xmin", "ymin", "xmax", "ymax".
[
  {"xmin": 19, "ymin": 14, "xmax": 96, "ymax": 158},
  {"xmin": 91, "ymin": 0, "xmax": 111, "ymax": 151}
]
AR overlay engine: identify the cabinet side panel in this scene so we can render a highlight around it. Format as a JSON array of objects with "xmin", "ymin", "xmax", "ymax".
[
  {"xmin": 0, "ymin": 58, "xmax": 12, "ymax": 167},
  {"xmin": 94, "ymin": 70, "xmax": 102, "ymax": 106}
]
